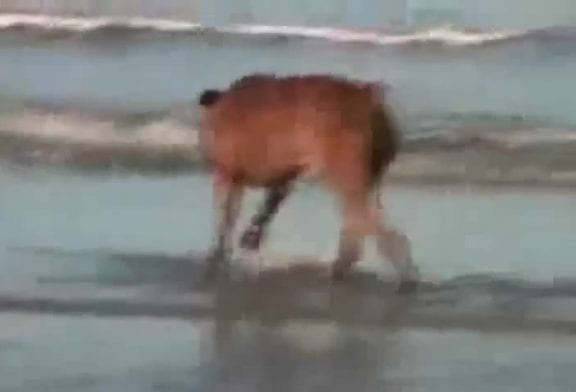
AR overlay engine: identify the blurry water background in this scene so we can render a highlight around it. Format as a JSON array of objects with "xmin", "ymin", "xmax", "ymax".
[
  {"xmin": 2, "ymin": 5, "xmax": 576, "ymax": 391},
  {"xmin": 0, "ymin": 0, "xmax": 576, "ymax": 283}
]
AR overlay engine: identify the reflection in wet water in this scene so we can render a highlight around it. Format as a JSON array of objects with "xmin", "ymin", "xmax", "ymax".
[
  {"xmin": 2, "ymin": 250, "xmax": 576, "ymax": 391},
  {"xmin": 204, "ymin": 320, "xmax": 396, "ymax": 391},
  {"xmin": 199, "ymin": 270, "xmax": 414, "ymax": 392},
  {"xmin": 3, "ymin": 247, "xmax": 576, "ymax": 334},
  {"xmin": 3, "ymin": 308, "xmax": 576, "ymax": 392}
]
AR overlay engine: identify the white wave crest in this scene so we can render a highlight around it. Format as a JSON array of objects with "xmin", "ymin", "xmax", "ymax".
[
  {"xmin": 0, "ymin": 13, "xmax": 202, "ymax": 32},
  {"xmin": 1, "ymin": 109, "xmax": 199, "ymax": 149},
  {"xmin": 228, "ymin": 24, "xmax": 522, "ymax": 46},
  {"xmin": 0, "ymin": 13, "xmax": 523, "ymax": 47}
]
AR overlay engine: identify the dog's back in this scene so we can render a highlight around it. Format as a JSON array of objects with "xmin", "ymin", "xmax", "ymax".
[{"xmin": 199, "ymin": 74, "xmax": 398, "ymax": 189}]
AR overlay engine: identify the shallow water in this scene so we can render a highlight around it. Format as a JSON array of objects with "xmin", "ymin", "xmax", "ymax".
[
  {"xmin": 2, "ymin": 171, "xmax": 576, "ymax": 285},
  {"xmin": 1, "ymin": 5, "xmax": 576, "ymax": 389},
  {"xmin": 2, "ymin": 313, "xmax": 576, "ymax": 392}
]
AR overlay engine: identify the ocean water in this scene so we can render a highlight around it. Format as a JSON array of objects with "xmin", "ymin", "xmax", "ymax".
[
  {"xmin": 0, "ymin": 11, "xmax": 575, "ymax": 185},
  {"xmin": 0, "ymin": 5, "xmax": 575, "ymax": 276},
  {"xmin": 2, "ymin": 171, "xmax": 576, "ymax": 284},
  {"xmin": 3, "ymin": 314, "xmax": 576, "ymax": 392},
  {"xmin": 0, "ymin": 3, "xmax": 574, "ymax": 270},
  {"xmin": 2, "ymin": 5, "xmax": 576, "ymax": 390}
]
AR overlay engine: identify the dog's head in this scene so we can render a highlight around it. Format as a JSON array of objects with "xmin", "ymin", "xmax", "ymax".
[{"xmin": 198, "ymin": 89, "xmax": 223, "ymax": 108}]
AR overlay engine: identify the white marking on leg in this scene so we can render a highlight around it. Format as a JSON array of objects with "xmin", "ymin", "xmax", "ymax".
[{"xmin": 378, "ymin": 225, "xmax": 420, "ymax": 281}]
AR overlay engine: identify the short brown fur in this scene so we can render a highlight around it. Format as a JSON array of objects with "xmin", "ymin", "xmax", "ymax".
[{"xmin": 199, "ymin": 73, "xmax": 419, "ymax": 290}]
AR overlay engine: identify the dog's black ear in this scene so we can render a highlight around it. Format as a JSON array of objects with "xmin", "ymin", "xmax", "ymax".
[{"xmin": 198, "ymin": 89, "xmax": 223, "ymax": 107}]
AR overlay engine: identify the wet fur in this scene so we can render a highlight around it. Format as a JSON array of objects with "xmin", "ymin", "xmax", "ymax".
[
  {"xmin": 198, "ymin": 73, "xmax": 418, "ymax": 289},
  {"xmin": 198, "ymin": 74, "xmax": 398, "ymax": 188}
]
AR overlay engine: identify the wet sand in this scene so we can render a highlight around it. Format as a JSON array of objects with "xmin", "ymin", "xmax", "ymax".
[
  {"xmin": 2, "ymin": 171, "xmax": 576, "ymax": 391},
  {"xmin": 2, "ymin": 312, "xmax": 576, "ymax": 392},
  {"xmin": 2, "ymin": 170, "xmax": 576, "ymax": 281}
]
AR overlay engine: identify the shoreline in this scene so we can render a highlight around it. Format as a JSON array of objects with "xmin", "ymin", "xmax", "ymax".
[
  {"xmin": 2, "ymin": 251, "xmax": 576, "ymax": 337},
  {"xmin": 4, "ymin": 162, "xmax": 576, "ymax": 193}
]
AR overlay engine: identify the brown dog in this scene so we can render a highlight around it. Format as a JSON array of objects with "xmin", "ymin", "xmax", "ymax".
[{"xmin": 198, "ymin": 73, "xmax": 419, "ymax": 291}]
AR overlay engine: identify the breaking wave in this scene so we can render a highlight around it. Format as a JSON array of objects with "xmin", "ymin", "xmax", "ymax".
[
  {"xmin": 1, "ymin": 13, "xmax": 570, "ymax": 49},
  {"xmin": 1, "ymin": 100, "xmax": 576, "ymax": 187},
  {"xmin": 0, "ymin": 101, "xmax": 205, "ymax": 173}
]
